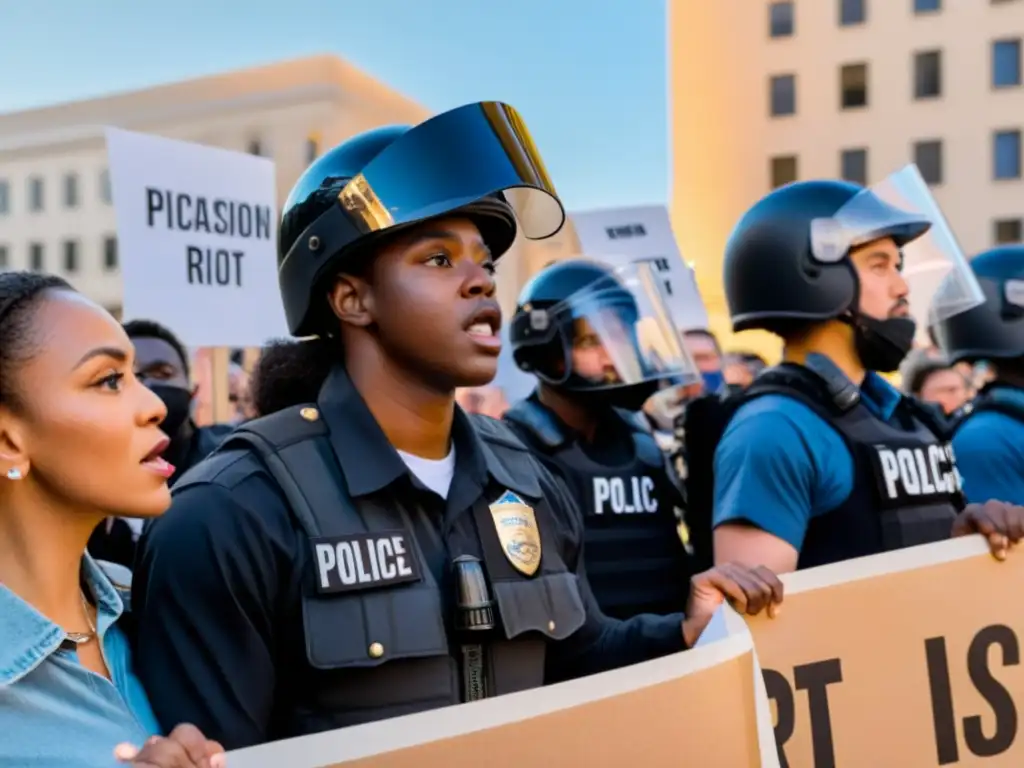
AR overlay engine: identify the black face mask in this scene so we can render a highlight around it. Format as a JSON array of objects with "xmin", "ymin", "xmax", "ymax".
[
  {"xmin": 149, "ymin": 384, "xmax": 194, "ymax": 441},
  {"xmin": 853, "ymin": 315, "xmax": 917, "ymax": 373},
  {"xmin": 571, "ymin": 380, "xmax": 661, "ymax": 413}
]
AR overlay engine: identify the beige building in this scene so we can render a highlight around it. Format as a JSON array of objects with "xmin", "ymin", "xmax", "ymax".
[
  {"xmin": 0, "ymin": 54, "xmax": 567, "ymax": 320},
  {"xmin": 669, "ymin": 0, "xmax": 1024, "ymax": 359}
]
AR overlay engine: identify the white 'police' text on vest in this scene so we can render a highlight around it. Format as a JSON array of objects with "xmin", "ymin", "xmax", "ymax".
[
  {"xmin": 312, "ymin": 532, "xmax": 422, "ymax": 594},
  {"xmin": 874, "ymin": 443, "xmax": 962, "ymax": 502},
  {"xmin": 592, "ymin": 476, "xmax": 659, "ymax": 515}
]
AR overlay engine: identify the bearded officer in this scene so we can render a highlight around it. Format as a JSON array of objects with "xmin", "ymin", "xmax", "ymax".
[
  {"xmin": 703, "ymin": 165, "xmax": 1024, "ymax": 573},
  {"xmin": 504, "ymin": 259, "xmax": 694, "ymax": 618},
  {"xmin": 934, "ymin": 246, "xmax": 1024, "ymax": 504},
  {"xmin": 130, "ymin": 102, "xmax": 784, "ymax": 749}
]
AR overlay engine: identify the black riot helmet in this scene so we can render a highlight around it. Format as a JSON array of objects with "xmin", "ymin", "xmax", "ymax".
[
  {"xmin": 724, "ymin": 179, "xmax": 931, "ymax": 333},
  {"xmin": 509, "ymin": 259, "xmax": 698, "ymax": 410},
  {"xmin": 933, "ymin": 246, "xmax": 1024, "ymax": 364},
  {"xmin": 277, "ymin": 101, "xmax": 566, "ymax": 337}
]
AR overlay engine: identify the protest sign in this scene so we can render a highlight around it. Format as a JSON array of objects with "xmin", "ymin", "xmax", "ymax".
[
  {"xmin": 570, "ymin": 204, "xmax": 709, "ymax": 332},
  {"xmin": 727, "ymin": 536, "xmax": 1024, "ymax": 767},
  {"xmin": 106, "ymin": 127, "xmax": 288, "ymax": 348},
  {"xmin": 225, "ymin": 630, "xmax": 779, "ymax": 768}
]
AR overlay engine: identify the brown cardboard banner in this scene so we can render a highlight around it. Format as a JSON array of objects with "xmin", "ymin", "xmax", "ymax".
[
  {"xmin": 225, "ymin": 631, "xmax": 778, "ymax": 768},
  {"xmin": 733, "ymin": 535, "xmax": 1024, "ymax": 767}
]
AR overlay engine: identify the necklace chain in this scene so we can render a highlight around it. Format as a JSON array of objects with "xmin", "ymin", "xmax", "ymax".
[{"xmin": 65, "ymin": 591, "xmax": 97, "ymax": 645}]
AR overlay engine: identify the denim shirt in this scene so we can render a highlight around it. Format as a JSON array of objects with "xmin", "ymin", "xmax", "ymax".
[{"xmin": 0, "ymin": 555, "xmax": 162, "ymax": 767}]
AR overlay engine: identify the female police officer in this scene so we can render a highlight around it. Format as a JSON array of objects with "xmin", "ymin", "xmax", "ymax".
[
  {"xmin": 129, "ymin": 102, "xmax": 783, "ymax": 750},
  {"xmin": 934, "ymin": 245, "xmax": 1024, "ymax": 504},
  {"xmin": 700, "ymin": 165, "xmax": 1024, "ymax": 574}
]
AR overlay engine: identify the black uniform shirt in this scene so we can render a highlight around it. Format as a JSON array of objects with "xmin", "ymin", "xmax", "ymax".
[{"xmin": 132, "ymin": 367, "xmax": 686, "ymax": 749}]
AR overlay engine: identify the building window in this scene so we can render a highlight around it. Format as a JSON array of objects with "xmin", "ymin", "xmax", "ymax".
[
  {"xmin": 841, "ymin": 148, "xmax": 869, "ymax": 184},
  {"xmin": 840, "ymin": 63, "xmax": 869, "ymax": 108},
  {"xmin": 103, "ymin": 235, "xmax": 118, "ymax": 271},
  {"xmin": 770, "ymin": 155, "xmax": 799, "ymax": 188},
  {"xmin": 0, "ymin": 179, "xmax": 8, "ymax": 215},
  {"xmin": 247, "ymin": 138, "xmax": 263, "ymax": 156},
  {"xmin": 914, "ymin": 0, "xmax": 941, "ymax": 12},
  {"xmin": 840, "ymin": 0, "xmax": 866, "ymax": 26},
  {"xmin": 994, "ymin": 129, "xmax": 1022, "ymax": 179},
  {"xmin": 0, "ymin": 244, "xmax": 8, "ymax": 270},
  {"xmin": 63, "ymin": 173, "xmax": 79, "ymax": 208},
  {"xmin": 994, "ymin": 218, "xmax": 1023, "ymax": 244},
  {"xmin": 769, "ymin": 2, "xmax": 795, "ymax": 37},
  {"xmin": 62, "ymin": 240, "xmax": 79, "ymax": 273},
  {"xmin": 993, "ymin": 39, "xmax": 1022, "ymax": 88},
  {"xmin": 914, "ymin": 50, "xmax": 943, "ymax": 98},
  {"xmin": 914, "ymin": 140, "xmax": 944, "ymax": 184},
  {"xmin": 305, "ymin": 135, "xmax": 320, "ymax": 164},
  {"xmin": 28, "ymin": 242, "xmax": 44, "ymax": 271},
  {"xmin": 28, "ymin": 176, "xmax": 44, "ymax": 212},
  {"xmin": 99, "ymin": 168, "xmax": 112, "ymax": 204},
  {"xmin": 770, "ymin": 74, "xmax": 797, "ymax": 116}
]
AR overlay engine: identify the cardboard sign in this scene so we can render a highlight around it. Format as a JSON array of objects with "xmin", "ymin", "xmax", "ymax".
[
  {"xmin": 106, "ymin": 128, "xmax": 288, "ymax": 347},
  {"xmin": 726, "ymin": 536, "xmax": 1024, "ymax": 767},
  {"xmin": 225, "ymin": 631, "xmax": 779, "ymax": 768},
  {"xmin": 570, "ymin": 205, "xmax": 709, "ymax": 332}
]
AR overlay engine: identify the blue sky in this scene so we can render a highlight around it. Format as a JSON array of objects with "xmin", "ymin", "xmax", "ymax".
[{"xmin": 0, "ymin": 0, "xmax": 668, "ymax": 212}]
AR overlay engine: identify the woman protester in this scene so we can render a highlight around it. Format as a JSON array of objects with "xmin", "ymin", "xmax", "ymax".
[{"xmin": 0, "ymin": 272, "xmax": 223, "ymax": 767}]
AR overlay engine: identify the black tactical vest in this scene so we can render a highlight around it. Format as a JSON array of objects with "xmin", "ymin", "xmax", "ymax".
[
  {"xmin": 740, "ymin": 364, "xmax": 964, "ymax": 570},
  {"xmin": 504, "ymin": 400, "xmax": 690, "ymax": 619},
  {"xmin": 174, "ymin": 403, "xmax": 586, "ymax": 733}
]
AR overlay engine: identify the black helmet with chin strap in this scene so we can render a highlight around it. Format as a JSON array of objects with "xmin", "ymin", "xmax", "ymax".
[
  {"xmin": 724, "ymin": 178, "xmax": 932, "ymax": 372},
  {"xmin": 277, "ymin": 101, "xmax": 566, "ymax": 337}
]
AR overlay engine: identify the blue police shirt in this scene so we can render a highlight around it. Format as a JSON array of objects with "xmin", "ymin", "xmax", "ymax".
[
  {"xmin": 712, "ymin": 361, "xmax": 903, "ymax": 550},
  {"xmin": 953, "ymin": 386, "xmax": 1024, "ymax": 505},
  {"xmin": 0, "ymin": 555, "xmax": 161, "ymax": 767}
]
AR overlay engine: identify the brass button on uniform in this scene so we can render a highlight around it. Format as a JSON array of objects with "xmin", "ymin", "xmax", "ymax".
[
  {"xmin": 368, "ymin": 642, "xmax": 385, "ymax": 659},
  {"xmin": 299, "ymin": 407, "xmax": 319, "ymax": 422}
]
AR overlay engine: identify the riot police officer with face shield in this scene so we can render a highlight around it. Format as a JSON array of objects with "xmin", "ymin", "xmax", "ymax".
[
  {"xmin": 685, "ymin": 165, "xmax": 1024, "ymax": 574},
  {"xmin": 934, "ymin": 246, "xmax": 1024, "ymax": 504},
  {"xmin": 130, "ymin": 102, "xmax": 784, "ymax": 750},
  {"xmin": 504, "ymin": 259, "xmax": 696, "ymax": 618}
]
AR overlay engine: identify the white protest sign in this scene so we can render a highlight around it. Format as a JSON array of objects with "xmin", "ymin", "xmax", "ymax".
[
  {"xmin": 570, "ymin": 204, "xmax": 709, "ymax": 332},
  {"xmin": 106, "ymin": 128, "xmax": 288, "ymax": 347}
]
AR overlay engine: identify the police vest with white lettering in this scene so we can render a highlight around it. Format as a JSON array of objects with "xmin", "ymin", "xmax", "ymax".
[
  {"xmin": 736, "ymin": 364, "xmax": 964, "ymax": 571},
  {"xmin": 173, "ymin": 392, "xmax": 588, "ymax": 736},
  {"xmin": 504, "ymin": 399, "xmax": 691, "ymax": 619}
]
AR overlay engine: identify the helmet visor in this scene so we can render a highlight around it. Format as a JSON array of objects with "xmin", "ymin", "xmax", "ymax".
[
  {"xmin": 546, "ymin": 261, "xmax": 701, "ymax": 390},
  {"xmin": 811, "ymin": 164, "xmax": 985, "ymax": 341}
]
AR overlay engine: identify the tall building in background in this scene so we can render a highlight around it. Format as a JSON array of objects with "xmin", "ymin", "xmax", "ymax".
[
  {"xmin": 0, "ymin": 54, "xmax": 569, "ymax": 320},
  {"xmin": 669, "ymin": 0, "xmax": 1024, "ymax": 358}
]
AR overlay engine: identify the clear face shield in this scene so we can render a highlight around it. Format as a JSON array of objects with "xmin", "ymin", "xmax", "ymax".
[
  {"xmin": 543, "ymin": 261, "xmax": 701, "ymax": 391},
  {"xmin": 810, "ymin": 164, "xmax": 985, "ymax": 345}
]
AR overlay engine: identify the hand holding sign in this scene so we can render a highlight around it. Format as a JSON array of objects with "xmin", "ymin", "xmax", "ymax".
[
  {"xmin": 682, "ymin": 563, "xmax": 784, "ymax": 647},
  {"xmin": 952, "ymin": 500, "xmax": 1024, "ymax": 559}
]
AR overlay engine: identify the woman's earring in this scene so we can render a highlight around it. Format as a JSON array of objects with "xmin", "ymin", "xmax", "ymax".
[{"xmin": 6, "ymin": 467, "xmax": 22, "ymax": 480}]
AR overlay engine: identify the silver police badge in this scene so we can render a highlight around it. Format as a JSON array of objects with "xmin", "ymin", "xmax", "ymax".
[{"xmin": 489, "ymin": 490, "xmax": 541, "ymax": 576}]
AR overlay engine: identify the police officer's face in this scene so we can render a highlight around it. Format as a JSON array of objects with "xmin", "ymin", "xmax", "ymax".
[
  {"xmin": 571, "ymin": 317, "xmax": 623, "ymax": 384},
  {"xmin": 850, "ymin": 237, "xmax": 911, "ymax": 321},
  {"xmin": 331, "ymin": 216, "xmax": 502, "ymax": 389},
  {"xmin": 919, "ymin": 368, "xmax": 971, "ymax": 415},
  {"xmin": 0, "ymin": 291, "xmax": 171, "ymax": 518}
]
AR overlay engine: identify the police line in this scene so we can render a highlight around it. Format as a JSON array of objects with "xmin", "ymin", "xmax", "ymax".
[{"xmin": 224, "ymin": 535, "xmax": 1018, "ymax": 767}]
